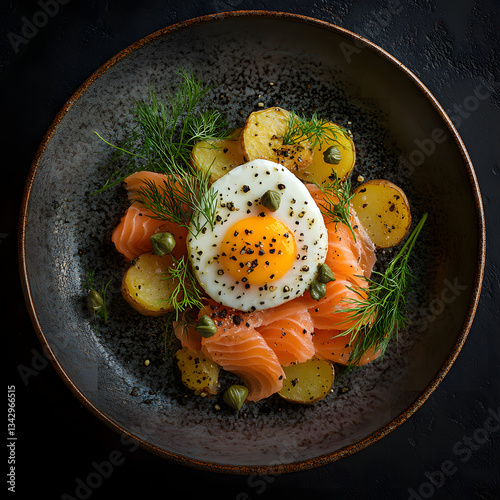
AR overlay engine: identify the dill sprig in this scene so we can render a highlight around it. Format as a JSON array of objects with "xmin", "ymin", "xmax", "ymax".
[
  {"xmin": 313, "ymin": 170, "xmax": 356, "ymax": 241},
  {"xmin": 283, "ymin": 110, "xmax": 350, "ymax": 150},
  {"xmin": 93, "ymin": 68, "xmax": 231, "ymax": 233},
  {"xmin": 131, "ymin": 72, "xmax": 231, "ymax": 171},
  {"xmin": 160, "ymin": 255, "xmax": 203, "ymax": 359},
  {"xmin": 135, "ymin": 171, "xmax": 218, "ymax": 236},
  {"xmin": 336, "ymin": 213, "xmax": 428, "ymax": 367},
  {"xmin": 162, "ymin": 255, "xmax": 204, "ymax": 319}
]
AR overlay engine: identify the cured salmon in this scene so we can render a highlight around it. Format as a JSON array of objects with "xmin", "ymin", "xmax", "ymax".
[
  {"xmin": 313, "ymin": 328, "xmax": 382, "ymax": 366},
  {"xmin": 112, "ymin": 172, "xmax": 188, "ymax": 261},
  {"xmin": 306, "ymin": 183, "xmax": 376, "ymax": 284},
  {"xmin": 122, "ymin": 171, "xmax": 170, "ymax": 201},
  {"xmin": 258, "ymin": 310, "xmax": 315, "ymax": 366},
  {"xmin": 201, "ymin": 325, "xmax": 285, "ymax": 402},
  {"xmin": 305, "ymin": 279, "xmax": 370, "ymax": 331},
  {"xmin": 173, "ymin": 321, "xmax": 202, "ymax": 352}
]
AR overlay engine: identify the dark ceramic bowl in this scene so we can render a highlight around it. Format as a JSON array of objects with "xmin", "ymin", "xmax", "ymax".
[{"xmin": 19, "ymin": 11, "xmax": 485, "ymax": 473}]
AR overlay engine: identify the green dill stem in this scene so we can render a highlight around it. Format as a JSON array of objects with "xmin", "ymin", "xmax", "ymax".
[
  {"xmin": 283, "ymin": 110, "xmax": 349, "ymax": 150},
  {"xmin": 94, "ymin": 132, "xmax": 145, "ymax": 159},
  {"xmin": 336, "ymin": 212, "xmax": 428, "ymax": 367},
  {"xmin": 313, "ymin": 171, "xmax": 356, "ymax": 241},
  {"xmin": 162, "ymin": 255, "xmax": 203, "ymax": 320}
]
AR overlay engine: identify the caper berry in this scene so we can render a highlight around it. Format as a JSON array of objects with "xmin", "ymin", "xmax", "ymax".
[
  {"xmin": 260, "ymin": 190, "xmax": 281, "ymax": 211},
  {"xmin": 196, "ymin": 315, "xmax": 217, "ymax": 338},
  {"xmin": 86, "ymin": 289, "xmax": 103, "ymax": 313},
  {"xmin": 309, "ymin": 280, "xmax": 327, "ymax": 301},
  {"xmin": 323, "ymin": 146, "xmax": 342, "ymax": 165},
  {"xmin": 317, "ymin": 263, "xmax": 336, "ymax": 284},
  {"xmin": 150, "ymin": 232, "xmax": 176, "ymax": 256},
  {"xmin": 223, "ymin": 384, "xmax": 248, "ymax": 411}
]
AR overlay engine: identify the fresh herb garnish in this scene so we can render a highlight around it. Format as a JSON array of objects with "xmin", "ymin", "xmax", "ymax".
[
  {"xmin": 162, "ymin": 255, "xmax": 204, "ymax": 319},
  {"xmin": 283, "ymin": 110, "xmax": 350, "ymax": 150},
  {"xmin": 135, "ymin": 172, "xmax": 218, "ymax": 237},
  {"xmin": 336, "ymin": 213, "xmax": 428, "ymax": 367},
  {"xmin": 93, "ymin": 68, "xmax": 232, "ymax": 235},
  {"xmin": 313, "ymin": 170, "xmax": 356, "ymax": 241}
]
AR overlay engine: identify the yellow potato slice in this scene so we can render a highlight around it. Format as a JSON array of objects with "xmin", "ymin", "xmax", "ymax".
[
  {"xmin": 121, "ymin": 252, "xmax": 177, "ymax": 316},
  {"xmin": 191, "ymin": 128, "xmax": 245, "ymax": 182},
  {"xmin": 278, "ymin": 358, "xmax": 334, "ymax": 404},
  {"xmin": 351, "ymin": 180, "xmax": 411, "ymax": 248},
  {"xmin": 241, "ymin": 107, "xmax": 314, "ymax": 172},
  {"xmin": 175, "ymin": 346, "xmax": 220, "ymax": 395},
  {"xmin": 295, "ymin": 123, "xmax": 356, "ymax": 184}
]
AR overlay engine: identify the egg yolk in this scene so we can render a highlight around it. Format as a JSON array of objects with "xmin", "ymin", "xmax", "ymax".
[{"xmin": 219, "ymin": 215, "xmax": 296, "ymax": 285}]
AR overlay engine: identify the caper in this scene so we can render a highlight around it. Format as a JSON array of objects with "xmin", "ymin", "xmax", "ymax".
[
  {"xmin": 150, "ymin": 232, "xmax": 176, "ymax": 256},
  {"xmin": 317, "ymin": 263, "xmax": 336, "ymax": 284},
  {"xmin": 195, "ymin": 315, "xmax": 217, "ymax": 338},
  {"xmin": 323, "ymin": 146, "xmax": 342, "ymax": 165},
  {"xmin": 86, "ymin": 289, "xmax": 103, "ymax": 313},
  {"xmin": 332, "ymin": 204, "xmax": 343, "ymax": 217},
  {"xmin": 309, "ymin": 280, "xmax": 326, "ymax": 301},
  {"xmin": 223, "ymin": 384, "xmax": 248, "ymax": 411},
  {"xmin": 260, "ymin": 190, "xmax": 281, "ymax": 211}
]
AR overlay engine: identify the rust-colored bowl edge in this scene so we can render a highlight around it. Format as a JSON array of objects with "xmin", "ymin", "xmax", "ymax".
[{"xmin": 18, "ymin": 10, "xmax": 486, "ymax": 475}]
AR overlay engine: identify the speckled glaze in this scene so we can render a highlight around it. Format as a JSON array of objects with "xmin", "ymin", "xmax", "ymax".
[{"xmin": 19, "ymin": 12, "xmax": 485, "ymax": 473}]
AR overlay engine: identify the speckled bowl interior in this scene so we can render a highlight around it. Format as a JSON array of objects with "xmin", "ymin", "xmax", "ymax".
[{"xmin": 19, "ymin": 12, "xmax": 484, "ymax": 473}]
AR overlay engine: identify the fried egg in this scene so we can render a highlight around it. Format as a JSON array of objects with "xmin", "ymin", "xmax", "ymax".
[{"xmin": 188, "ymin": 159, "xmax": 328, "ymax": 311}]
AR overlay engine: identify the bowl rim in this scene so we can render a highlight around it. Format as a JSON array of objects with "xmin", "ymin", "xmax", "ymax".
[{"xmin": 18, "ymin": 9, "xmax": 486, "ymax": 474}]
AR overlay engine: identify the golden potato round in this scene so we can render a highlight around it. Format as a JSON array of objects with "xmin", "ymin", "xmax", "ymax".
[
  {"xmin": 241, "ymin": 107, "xmax": 314, "ymax": 172},
  {"xmin": 191, "ymin": 128, "xmax": 245, "ymax": 183},
  {"xmin": 278, "ymin": 358, "xmax": 335, "ymax": 404},
  {"xmin": 175, "ymin": 347, "xmax": 220, "ymax": 395},
  {"xmin": 351, "ymin": 180, "xmax": 411, "ymax": 249},
  {"xmin": 121, "ymin": 252, "xmax": 178, "ymax": 316},
  {"xmin": 295, "ymin": 123, "xmax": 356, "ymax": 184}
]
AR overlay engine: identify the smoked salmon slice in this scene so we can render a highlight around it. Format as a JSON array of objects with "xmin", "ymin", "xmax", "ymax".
[
  {"xmin": 200, "ymin": 300, "xmax": 315, "ymax": 366},
  {"xmin": 112, "ymin": 172, "xmax": 188, "ymax": 261},
  {"xmin": 306, "ymin": 183, "xmax": 376, "ymax": 284},
  {"xmin": 201, "ymin": 325, "xmax": 285, "ymax": 402},
  {"xmin": 313, "ymin": 328, "xmax": 381, "ymax": 366},
  {"xmin": 123, "ymin": 171, "xmax": 171, "ymax": 201},
  {"xmin": 306, "ymin": 279, "xmax": 370, "ymax": 330},
  {"xmin": 173, "ymin": 321, "xmax": 203, "ymax": 352},
  {"xmin": 258, "ymin": 310, "xmax": 315, "ymax": 366}
]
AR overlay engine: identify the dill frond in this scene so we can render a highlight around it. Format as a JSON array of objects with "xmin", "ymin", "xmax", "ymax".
[
  {"xmin": 313, "ymin": 170, "xmax": 356, "ymax": 241},
  {"xmin": 162, "ymin": 255, "xmax": 204, "ymax": 319},
  {"xmin": 94, "ymin": 68, "xmax": 231, "ymax": 233},
  {"xmin": 335, "ymin": 213, "xmax": 428, "ymax": 367},
  {"xmin": 283, "ymin": 110, "xmax": 350, "ymax": 150}
]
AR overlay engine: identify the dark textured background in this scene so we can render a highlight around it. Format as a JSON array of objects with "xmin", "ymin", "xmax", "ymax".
[{"xmin": 2, "ymin": 1, "xmax": 499, "ymax": 498}]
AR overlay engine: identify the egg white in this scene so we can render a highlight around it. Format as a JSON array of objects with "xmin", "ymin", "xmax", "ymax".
[{"xmin": 187, "ymin": 159, "xmax": 328, "ymax": 311}]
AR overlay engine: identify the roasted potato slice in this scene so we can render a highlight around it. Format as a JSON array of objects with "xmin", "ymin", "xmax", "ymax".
[
  {"xmin": 191, "ymin": 128, "xmax": 245, "ymax": 182},
  {"xmin": 351, "ymin": 180, "xmax": 411, "ymax": 248},
  {"xmin": 241, "ymin": 107, "xmax": 314, "ymax": 172},
  {"xmin": 121, "ymin": 252, "xmax": 177, "ymax": 316},
  {"xmin": 295, "ymin": 123, "xmax": 356, "ymax": 184},
  {"xmin": 278, "ymin": 358, "xmax": 334, "ymax": 404},
  {"xmin": 175, "ymin": 346, "xmax": 220, "ymax": 395}
]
